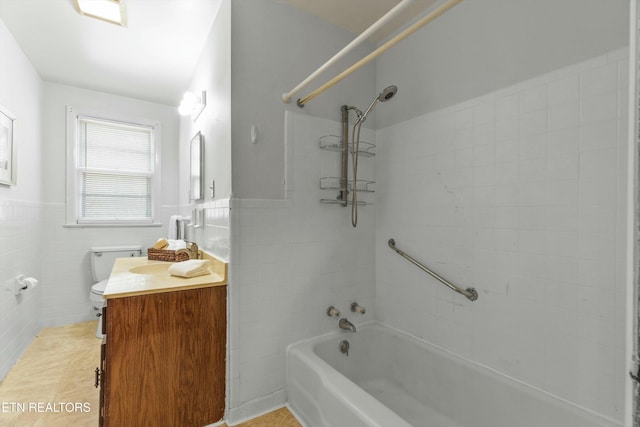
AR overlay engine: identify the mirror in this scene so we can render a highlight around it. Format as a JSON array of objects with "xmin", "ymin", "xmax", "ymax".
[
  {"xmin": 0, "ymin": 104, "xmax": 16, "ymax": 186},
  {"xmin": 190, "ymin": 131, "xmax": 204, "ymax": 201}
]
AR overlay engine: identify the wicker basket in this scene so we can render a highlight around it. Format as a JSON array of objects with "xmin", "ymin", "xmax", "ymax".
[{"xmin": 147, "ymin": 248, "xmax": 190, "ymax": 262}]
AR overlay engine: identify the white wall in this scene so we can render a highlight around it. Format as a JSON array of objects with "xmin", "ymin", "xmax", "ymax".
[
  {"xmin": 0, "ymin": 19, "xmax": 43, "ymax": 380},
  {"xmin": 178, "ymin": 0, "xmax": 232, "ymax": 261},
  {"xmin": 227, "ymin": 1, "xmax": 378, "ymax": 421},
  {"xmin": 230, "ymin": 0, "xmax": 377, "ymax": 199},
  {"xmin": 178, "ymin": 0, "xmax": 228, "ymax": 205},
  {"xmin": 375, "ymin": 48, "xmax": 628, "ymax": 422},
  {"xmin": 228, "ymin": 111, "xmax": 377, "ymax": 423},
  {"xmin": 40, "ymin": 82, "xmax": 181, "ymax": 327},
  {"xmin": 376, "ymin": 0, "xmax": 629, "ymax": 129},
  {"xmin": 0, "ymin": 8, "xmax": 183, "ymax": 380}
]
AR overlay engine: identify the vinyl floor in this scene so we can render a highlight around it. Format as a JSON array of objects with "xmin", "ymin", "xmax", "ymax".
[{"xmin": 0, "ymin": 320, "xmax": 301, "ymax": 427}]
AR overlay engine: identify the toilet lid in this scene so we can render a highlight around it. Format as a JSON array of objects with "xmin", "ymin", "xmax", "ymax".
[{"xmin": 92, "ymin": 280, "xmax": 108, "ymax": 294}]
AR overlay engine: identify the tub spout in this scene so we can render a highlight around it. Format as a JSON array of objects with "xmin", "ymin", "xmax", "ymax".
[{"xmin": 339, "ymin": 318, "xmax": 356, "ymax": 332}]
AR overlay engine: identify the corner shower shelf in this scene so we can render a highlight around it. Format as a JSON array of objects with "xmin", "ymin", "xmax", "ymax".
[
  {"xmin": 319, "ymin": 135, "xmax": 376, "ymax": 157},
  {"xmin": 320, "ymin": 177, "xmax": 375, "ymax": 193},
  {"xmin": 319, "ymin": 134, "xmax": 375, "ymax": 209},
  {"xmin": 320, "ymin": 198, "xmax": 372, "ymax": 206}
]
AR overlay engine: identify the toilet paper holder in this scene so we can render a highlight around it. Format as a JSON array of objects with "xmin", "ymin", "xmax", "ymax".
[{"xmin": 15, "ymin": 274, "xmax": 38, "ymax": 296}]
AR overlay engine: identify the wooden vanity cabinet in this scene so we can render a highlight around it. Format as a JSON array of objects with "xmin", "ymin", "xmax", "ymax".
[{"xmin": 98, "ymin": 285, "xmax": 226, "ymax": 427}]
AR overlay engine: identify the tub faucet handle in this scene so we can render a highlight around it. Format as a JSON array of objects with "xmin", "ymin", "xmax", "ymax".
[
  {"xmin": 351, "ymin": 302, "xmax": 366, "ymax": 315},
  {"xmin": 340, "ymin": 340, "xmax": 350, "ymax": 356},
  {"xmin": 327, "ymin": 306, "xmax": 341, "ymax": 318}
]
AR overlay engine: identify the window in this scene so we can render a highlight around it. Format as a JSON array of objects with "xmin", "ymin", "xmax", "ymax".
[{"xmin": 66, "ymin": 107, "xmax": 160, "ymax": 226}]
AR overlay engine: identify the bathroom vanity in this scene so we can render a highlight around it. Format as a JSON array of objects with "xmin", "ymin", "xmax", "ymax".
[{"xmin": 97, "ymin": 254, "xmax": 227, "ymax": 427}]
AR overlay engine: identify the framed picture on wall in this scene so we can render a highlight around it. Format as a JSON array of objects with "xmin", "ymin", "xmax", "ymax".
[
  {"xmin": 190, "ymin": 131, "xmax": 204, "ymax": 201},
  {"xmin": 0, "ymin": 104, "xmax": 15, "ymax": 186}
]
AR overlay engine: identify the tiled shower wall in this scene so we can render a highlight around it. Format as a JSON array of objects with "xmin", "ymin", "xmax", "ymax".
[
  {"xmin": 0, "ymin": 200, "xmax": 43, "ymax": 380},
  {"xmin": 227, "ymin": 111, "xmax": 376, "ymax": 422},
  {"xmin": 375, "ymin": 48, "xmax": 628, "ymax": 421}
]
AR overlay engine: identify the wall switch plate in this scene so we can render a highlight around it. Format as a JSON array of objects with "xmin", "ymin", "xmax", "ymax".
[{"xmin": 210, "ymin": 179, "xmax": 215, "ymax": 199}]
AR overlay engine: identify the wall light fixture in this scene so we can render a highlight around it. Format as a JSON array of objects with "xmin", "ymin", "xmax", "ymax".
[{"xmin": 178, "ymin": 91, "xmax": 207, "ymax": 121}]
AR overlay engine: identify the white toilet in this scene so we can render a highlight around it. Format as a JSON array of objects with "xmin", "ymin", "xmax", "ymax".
[{"xmin": 90, "ymin": 245, "xmax": 142, "ymax": 338}]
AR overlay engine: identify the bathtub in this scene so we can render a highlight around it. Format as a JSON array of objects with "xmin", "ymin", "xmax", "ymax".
[{"xmin": 287, "ymin": 322, "xmax": 619, "ymax": 427}]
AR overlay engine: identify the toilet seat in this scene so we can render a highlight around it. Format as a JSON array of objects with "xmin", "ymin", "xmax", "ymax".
[
  {"xmin": 90, "ymin": 281, "xmax": 108, "ymax": 340},
  {"xmin": 91, "ymin": 279, "xmax": 108, "ymax": 296},
  {"xmin": 90, "ymin": 280, "xmax": 107, "ymax": 310}
]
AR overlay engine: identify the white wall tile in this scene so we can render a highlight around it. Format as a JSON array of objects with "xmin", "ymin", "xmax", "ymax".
[
  {"xmin": 548, "ymin": 154, "xmax": 579, "ymax": 181},
  {"xmin": 495, "ymin": 93, "xmax": 520, "ymax": 119},
  {"xmin": 495, "ymin": 119, "xmax": 519, "ymax": 141},
  {"xmin": 547, "ymin": 126, "xmax": 580, "ymax": 157},
  {"xmin": 474, "ymin": 101, "xmax": 495, "ymax": 125},
  {"xmin": 548, "ymin": 75, "xmax": 580, "ymax": 106},
  {"xmin": 231, "ymin": 112, "xmax": 376, "ymax": 410},
  {"xmin": 580, "ymin": 119, "xmax": 618, "ymax": 151},
  {"xmin": 474, "ymin": 122, "xmax": 495, "ymax": 147},
  {"xmin": 519, "ymin": 133, "xmax": 547, "ymax": 160},
  {"xmin": 520, "ymin": 85, "xmax": 548, "ymax": 113},
  {"xmin": 581, "ymin": 62, "xmax": 619, "ymax": 99},
  {"xmin": 495, "ymin": 140, "xmax": 519, "ymax": 163},
  {"xmin": 38, "ymin": 204, "xmax": 179, "ymax": 328},
  {"xmin": 519, "ymin": 109, "xmax": 547, "ymax": 137},
  {"xmin": 0, "ymin": 201, "xmax": 43, "ymax": 380},
  {"xmin": 548, "ymin": 100, "xmax": 580, "ymax": 131},
  {"xmin": 375, "ymin": 49, "xmax": 627, "ymax": 422},
  {"xmin": 581, "ymin": 91, "xmax": 619, "ymax": 124},
  {"xmin": 455, "ymin": 106, "xmax": 475, "ymax": 129}
]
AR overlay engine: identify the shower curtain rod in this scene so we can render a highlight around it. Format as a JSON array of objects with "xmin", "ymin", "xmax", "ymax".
[
  {"xmin": 293, "ymin": 0, "xmax": 464, "ymax": 108},
  {"xmin": 281, "ymin": 0, "xmax": 416, "ymax": 104}
]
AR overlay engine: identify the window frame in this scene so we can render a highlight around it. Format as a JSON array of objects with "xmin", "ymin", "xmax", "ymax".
[{"xmin": 65, "ymin": 106, "xmax": 162, "ymax": 226}]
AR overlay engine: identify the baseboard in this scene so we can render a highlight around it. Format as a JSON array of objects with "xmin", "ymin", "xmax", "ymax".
[{"xmin": 225, "ymin": 389, "xmax": 287, "ymax": 426}]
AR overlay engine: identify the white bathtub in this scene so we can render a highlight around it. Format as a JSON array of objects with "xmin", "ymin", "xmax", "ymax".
[{"xmin": 287, "ymin": 322, "xmax": 620, "ymax": 427}]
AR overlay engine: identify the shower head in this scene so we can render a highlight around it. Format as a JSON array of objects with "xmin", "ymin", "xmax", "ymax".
[
  {"xmin": 378, "ymin": 85, "xmax": 398, "ymax": 102},
  {"xmin": 357, "ymin": 85, "xmax": 398, "ymax": 124}
]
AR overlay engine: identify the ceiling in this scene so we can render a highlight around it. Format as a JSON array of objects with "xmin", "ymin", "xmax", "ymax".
[
  {"xmin": 0, "ymin": 0, "xmax": 439, "ymax": 107},
  {"xmin": 276, "ymin": 0, "xmax": 439, "ymax": 41},
  {"xmin": 0, "ymin": 0, "xmax": 222, "ymax": 106}
]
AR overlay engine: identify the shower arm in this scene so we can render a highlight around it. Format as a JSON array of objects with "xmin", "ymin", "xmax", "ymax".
[{"xmin": 358, "ymin": 98, "xmax": 379, "ymax": 125}]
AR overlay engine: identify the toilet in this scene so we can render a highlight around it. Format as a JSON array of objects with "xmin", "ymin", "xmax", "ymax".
[{"xmin": 90, "ymin": 245, "xmax": 142, "ymax": 338}]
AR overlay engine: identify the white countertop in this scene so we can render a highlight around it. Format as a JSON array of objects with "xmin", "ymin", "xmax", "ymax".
[{"xmin": 103, "ymin": 251, "xmax": 227, "ymax": 299}]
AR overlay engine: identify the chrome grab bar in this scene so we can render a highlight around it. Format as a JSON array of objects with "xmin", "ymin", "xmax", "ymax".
[{"xmin": 388, "ymin": 239, "xmax": 478, "ymax": 302}]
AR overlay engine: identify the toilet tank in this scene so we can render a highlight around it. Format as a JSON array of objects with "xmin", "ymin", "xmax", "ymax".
[{"xmin": 90, "ymin": 246, "xmax": 142, "ymax": 282}]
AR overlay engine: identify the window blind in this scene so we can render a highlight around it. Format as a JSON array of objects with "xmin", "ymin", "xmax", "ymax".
[{"xmin": 77, "ymin": 117, "xmax": 154, "ymax": 222}]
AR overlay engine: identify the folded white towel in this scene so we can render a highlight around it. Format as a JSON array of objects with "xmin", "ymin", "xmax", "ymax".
[
  {"xmin": 168, "ymin": 259, "xmax": 211, "ymax": 278},
  {"xmin": 166, "ymin": 239, "xmax": 187, "ymax": 251}
]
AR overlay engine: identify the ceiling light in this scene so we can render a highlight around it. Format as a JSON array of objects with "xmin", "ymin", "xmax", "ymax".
[{"xmin": 74, "ymin": 0, "xmax": 127, "ymax": 27}]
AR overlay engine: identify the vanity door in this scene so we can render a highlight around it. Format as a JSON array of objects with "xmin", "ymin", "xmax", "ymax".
[{"xmin": 103, "ymin": 286, "xmax": 226, "ymax": 426}]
